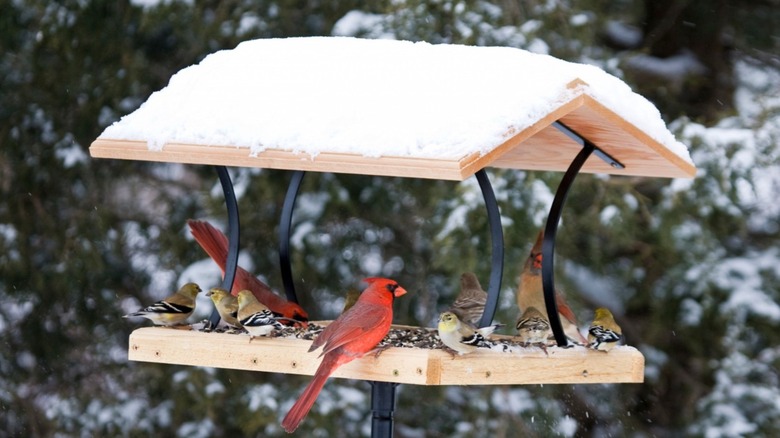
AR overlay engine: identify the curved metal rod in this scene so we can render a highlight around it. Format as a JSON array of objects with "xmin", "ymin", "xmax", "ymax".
[
  {"xmin": 542, "ymin": 143, "xmax": 595, "ymax": 346},
  {"xmin": 210, "ymin": 166, "xmax": 241, "ymax": 326},
  {"xmin": 475, "ymin": 169, "xmax": 504, "ymax": 329},
  {"xmin": 278, "ymin": 170, "xmax": 305, "ymax": 304}
]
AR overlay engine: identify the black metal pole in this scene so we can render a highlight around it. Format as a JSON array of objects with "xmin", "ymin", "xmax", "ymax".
[
  {"xmin": 370, "ymin": 381, "xmax": 398, "ymax": 438},
  {"xmin": 475, "ymin": 169, "xmax": 504, "ymax": 329},
  {"xmin": 209, "ymin": 166, "xmax": 241, "ymax": 327},
  {"xmin": 278, "ymin": 171, "xmax": 305, "ymax": 304}
]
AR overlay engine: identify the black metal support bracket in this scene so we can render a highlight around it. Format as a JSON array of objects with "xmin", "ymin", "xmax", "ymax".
[
  {"xmin": 543, "ymin": 122, "xmax": 623, "ymax": 346},
  {"xmin": 209, "ymin": 166, "xmax": 241, "ymax": 327},
  {"xmin": 475, "ymin": 169, "xmax": 504, "ymax": 329},
  {"xmin": 370, "ymin": 381, "xmax": 399, "ymax": 438},
  {"xmin": 278, "ymin": 170, "xmax": 305, "ymax": 304}
]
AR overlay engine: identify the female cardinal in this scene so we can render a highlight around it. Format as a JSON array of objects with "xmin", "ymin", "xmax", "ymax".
[
  {"xmin": 281, "ymin": 278, "xmax": 407, "ymax": 433},
  {"xmin": 516, "ymin": 230, "xmax": 588, "ymax": 345},
  {"xmin": 187, "ymin": 219, "xmax": 308, "ymax": 324}
]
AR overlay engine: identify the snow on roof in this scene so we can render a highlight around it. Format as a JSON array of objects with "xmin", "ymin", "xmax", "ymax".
[{"xmin": 94, "ymin": 37, "xmax": 695, "ymax": 180}]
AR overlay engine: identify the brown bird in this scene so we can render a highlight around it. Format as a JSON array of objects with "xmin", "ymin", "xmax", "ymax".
[
  {"xmin": 516, "ymin": 230, "xmax": 588, "ymax": 345},
  {"xmin": 516, "ymin": 306, "xmax": 552, "ymax": 354},
  {"xmin": 448, "ymin": 272, "xmax": 488, "ymax": 328}
]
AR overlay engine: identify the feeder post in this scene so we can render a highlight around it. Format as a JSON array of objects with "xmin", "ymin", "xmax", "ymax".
[{"xmin": 370, "ymin": 381, "xmax": 399, "ymax": 438}]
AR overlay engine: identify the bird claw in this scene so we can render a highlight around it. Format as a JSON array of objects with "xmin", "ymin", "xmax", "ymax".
[{"xmin": 371, "ymin": 345, "xmax": 392, "ymax": 358}]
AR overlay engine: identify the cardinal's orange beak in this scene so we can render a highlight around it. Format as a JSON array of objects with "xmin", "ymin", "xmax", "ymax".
[
  {"xmin": 393, "ymin": 286, "xmax": 408, "ymax": 298},
  {"xmin": 532, "ymin": 253, "xmax": 543, "ymax": 270}
]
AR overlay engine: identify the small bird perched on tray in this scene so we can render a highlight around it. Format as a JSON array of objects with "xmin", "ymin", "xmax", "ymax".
[
  {"xmin": 237, "ymin": 290, "xmax": 284, "ymax": 340},
  {"xmin": 206, "ymin": 287, "xmax": 239, "ymax": 328},
  {"xmin": 516, "ymin": 306, "xmax": 552, "ymax": 354},
  {"xmin": 123, "ymin": 283, "xmax": 202, "ymax": 327},
  {"xmin": 588, "ymin": 307, "xmax": 622, "ymax": 352},
  {"xmin": 437, "ymin": 311, "xmax": 500, "ymax": 356}
]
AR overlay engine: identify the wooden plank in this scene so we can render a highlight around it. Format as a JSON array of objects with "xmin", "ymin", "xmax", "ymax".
[
  {"xmin": 128, "ymin": 327, "xmax": 644, "ymax": 385},
  {"xmin": 90, "ymin": 139, "xmax": 468, "ymax": 181},
  {"xmin": 434, "ymin": 344, "xmax": 645, "ymax": 385}
]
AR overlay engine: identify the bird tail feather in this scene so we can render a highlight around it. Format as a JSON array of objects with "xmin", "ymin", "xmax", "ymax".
[
  {"xmin": 281, "ymin": 354, "xmax": 341, "ymax": 433},
  {"xmin": 188, "ymin": 220, "xmax": 229, "ymax": 272}
]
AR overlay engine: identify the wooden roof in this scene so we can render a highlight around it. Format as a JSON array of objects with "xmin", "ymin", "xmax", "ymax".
[
  {"xmin": 90, "ymin": 82, "xmax": 695, "ymax": 180},
  {"xmin": 90, "ymin": 39, "xmax": 696, "ymax": 181}
]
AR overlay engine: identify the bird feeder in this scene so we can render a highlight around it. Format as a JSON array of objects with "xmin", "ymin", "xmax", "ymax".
[{"xmin": 91, "ymin": 37, "xmax": 695, "ymax": 437}]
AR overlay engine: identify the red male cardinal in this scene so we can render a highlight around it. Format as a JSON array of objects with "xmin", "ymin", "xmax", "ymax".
[
  {"xmin": 187, "ymin": 219, "xmax": 309, "ymax": 323},
  {"xmin": 516, "ymin": 230, "xmax": 588, "ymax": 345},
  {"xmin": 281, "ymin": 278, "xmax": 407, "ymax": 433}
]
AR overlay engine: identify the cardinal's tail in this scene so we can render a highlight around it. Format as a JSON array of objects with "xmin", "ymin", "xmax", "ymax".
[
  {"xmin": 281, "ymin": 354, "xmax": 341, "ymax": 433},
  {"xmin": 188, "ymin": 219, "xmax": 229, "ymax": 271}
]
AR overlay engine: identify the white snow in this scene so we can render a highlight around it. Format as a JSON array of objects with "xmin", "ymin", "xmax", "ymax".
[{"xmin": 100, "ymin": 37, "xmax": 692, "ymax": 165}]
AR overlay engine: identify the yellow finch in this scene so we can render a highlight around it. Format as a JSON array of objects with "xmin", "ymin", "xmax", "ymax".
[
  {"xmin": 237, "ymin": 290, "xmax": 283, "ymax": 340},
  {"xmin": 437, "ymin": 311, "xmax": 499, "ymax": 355},
  {"xmin": 516, "ymin": 230, "xmax": 588, "ymax": 345},
  {"xmin": 206, "ymin": 287, "xmax": 239, "ymax": 328},
  {"xmin": 123, "ymin": 283, "xmax": 201, "ymax": 326},
  {"xmin": 448, "ymin": 272, "xmax": 488, "ymax": 327},
  {"xmin": 588, "ymin": 307, "xmax": 622, "ymax": 352},
  {"xmin": 516, "ymin": 306, "xmax": 552, "ymax": 347}
]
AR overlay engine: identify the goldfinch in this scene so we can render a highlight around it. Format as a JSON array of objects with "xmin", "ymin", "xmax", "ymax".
[
  {"xmin": 437, "ymin": 311, "xmax": 499, "ymax": 355},
  {"xmin": 237, "ymin": 290, "xmax": 283, "ymax": 340},
  {"xmin": 516, "ymin": 306, "xmax": 552, "ymax": 346},
  {"xmin": 588, "ymin": 307, "xmax": 622, "ymax": 352},
  {"xmin": 206, "ymin": 287, "xmax": 239, "ymax": 328},
  {"xmin": 448, "ymin": 272, "xmax": 488, "ymax": 327},
  {"xmin": 123, "ymin": 283, "xmax": 201, "ymax": 326},
  {"xmin": 516, "ymin": 230, "xmax": 588, "ymax": 345}
]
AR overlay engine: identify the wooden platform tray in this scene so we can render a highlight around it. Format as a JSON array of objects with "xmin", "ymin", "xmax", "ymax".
[{"xmin": 128, "ymin": 326, "xmax": 645, "ymax": 385}]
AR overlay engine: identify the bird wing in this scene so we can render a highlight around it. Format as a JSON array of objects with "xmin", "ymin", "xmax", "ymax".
[
  {"xmin": 312, "ymin": 303, "xmax": 392, "ymax": 356},
  {"xmin": 240, "ymin": 309, "xmax": 278, "ymax": 327},
  {"xmin": 139, "ymin": 300, "xmax": 192, "ymax": 315},
  {"xmin": 589, "ymin": 325, "xmax": 621, "ymax": 343},
  {"xmin": 555, "ymin": 292, "xmax": 578, "ymax": 324},
  {"xmin": 449, "ymin": 289, "xmax": 487, "ymax": 327}
]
